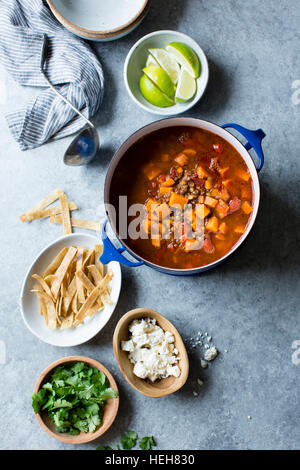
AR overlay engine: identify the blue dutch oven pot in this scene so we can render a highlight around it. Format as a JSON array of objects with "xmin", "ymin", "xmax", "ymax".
[{"xmin": 100, "ymin": 118, "xmax": 266, "ymax": 276}]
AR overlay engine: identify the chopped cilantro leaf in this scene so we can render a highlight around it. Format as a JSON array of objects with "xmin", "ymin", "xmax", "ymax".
[
  {"xmin": 120, "ymin": 430, "xmax": 138, "ymax": 449},
  {"xmin": 32, "ymin": 362, "xmax": 118, "ymax": 435},
  {"xmin": 139, "ymin": 436, "xmax": 156, "ymax": 450}
]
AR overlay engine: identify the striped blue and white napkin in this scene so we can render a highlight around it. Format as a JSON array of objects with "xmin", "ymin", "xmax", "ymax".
[{"xmin": 0, "ymin": 0, "xmax": 104, "ymax": 151}]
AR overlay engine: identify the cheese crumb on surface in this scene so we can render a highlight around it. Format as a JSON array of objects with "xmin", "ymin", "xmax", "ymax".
[
  {"xmin": 200, "ymin": 360, "xmax": 208, "ymax": 369},
  {"xmin": 204, "ymin": 346, "xmax": 218, "ymax": 361},
  {"xmin": 121, "ymin": 317, "xmax": 180, "ymax": 382}
]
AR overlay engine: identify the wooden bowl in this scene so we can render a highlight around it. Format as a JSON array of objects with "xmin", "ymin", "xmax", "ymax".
[
  {"xmin": 113, "ymin": 308, "xmax": 189, "ymax": 398},
  {"xmin": 33, "ymin": 356, "xmax": 119, "ymax": 444}
]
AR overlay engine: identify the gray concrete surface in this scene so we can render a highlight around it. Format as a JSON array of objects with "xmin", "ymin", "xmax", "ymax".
[{"xmin": 0, "ymin": 0, "xmax": 299, "ymax": 450}]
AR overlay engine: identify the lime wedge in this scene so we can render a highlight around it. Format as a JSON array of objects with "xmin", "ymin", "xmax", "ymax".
[
  {"xmin": 146, "ymin": 54, "xmax": 159, "ymax": 67},
  {"xmin": 175, "ymin": 68, "xmax": 196, "ymax": 102},
  {"xmin": 139, "ymin": 74, "xmax": 174, "ymax": 107},
  {"xmin": 148, "ymin": 48, "xmax": 180, "ymax": 84},
  {"xmin": 166, "ymin": 42, "xmax": 201, "ymax": 79},
  {"xmin": 142, "ymin": 66, "xmax": 175, "ymax": 99}
]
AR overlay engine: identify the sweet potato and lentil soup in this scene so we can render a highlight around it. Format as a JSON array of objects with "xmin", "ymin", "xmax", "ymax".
[{"xmin": 110, "ymin": 126, "xmax": 254, "ymax": 269}]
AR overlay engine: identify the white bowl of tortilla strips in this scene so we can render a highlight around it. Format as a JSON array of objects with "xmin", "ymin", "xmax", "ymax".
[{"xmin": 20, "ymin": 233, "xmax": 122, "ymax": 347}]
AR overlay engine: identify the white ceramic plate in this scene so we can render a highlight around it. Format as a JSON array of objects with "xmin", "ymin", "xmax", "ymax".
[
  {"xmin": 47, "ymin": 0, "xmax": 150, "ymax": 41},
  {"xmin": 20, "ymin": 233, "xmax": 121, "ymax": 347},
  {"xmin": 124, "ymin": 30, "xmax": 209, "ymax": 116}
]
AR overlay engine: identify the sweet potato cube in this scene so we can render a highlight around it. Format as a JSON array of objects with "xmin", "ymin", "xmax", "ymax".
[
  {"xmin": 185, "ymin": 239, "xmax": 202, "ymax": 252},
  {"xmin": 159, "ymin": 186, "xmax": 172, "ymax": 195},
  {"xmin": 219, "ymin": 188, "xmax": 230, "ymax": 201},
  {"xmin": 219, "ymin": 167, "xmax": 230, "ymax": 177},
  {"xmin": 215, "ymin": 233, "xmax": 226, "ymax": 241},
  {"xmin": 195, "ymin": 204, "xmax": 210, "ymax": 219},
  {"xmin": 236, "ymin": 168, "xmax": 250, "ymax": 182},
  {"xmin": 205, "ymin": 179, "xmax": 213, "ymax": 190},
  {"xmin": 206, "ymin": 216, "xmax": 219, "ymax": 232},
  {"xmin": 241, "ymin": 188, "xmax": 252, "ymax": 199},
  {"xmin": 146, "ymin": 198, "xmax": 159, "ymax": 213},
  {"xmin": 219, "ymin": 222, "xmax": 229, "ymax": 234},
  {"xmin": 175, "ymin": 152, "xmax": 188, "ymax": 166},
  {"xmin": 196, "ymin": 166, "xmax": 209, "ymax": 178},
  {"xmin": 215, "ymin": 200, "xmax": 229, "ymax": 219},
  {"xmin": 143, "ymin": 164, "xmax": 161, "ymax": 181},
  {"xmin": 142, "ymin": 219, "xmax": 151, "ymax": 234},
  {"xmin": 241, "ymin": 201, "xmax": 253, "ymax": 215},
  {"xmin": 151, "ymin": 238, "xmax": 161, "ymax": 248},
  {"xmin": 234, "ymin": 225, "xmax": 245, "ymax": 234},
  {"xmin": 169, "ymin": 192, "xmax": 188, "ymax": 209},
  {"xmin": 162, "ymin": 178, "xmax": 175, "ymax": 187},
  {"xmin": 204, "ymin": 196, "xmax": 218, "ymax": 208},
  {"xmin": 183, "ymin": 148, "xmax": 197, "ymax": 157},
  {"xmin": 155, "ymin": 203, "xmax": 172, "ymax": 220}
]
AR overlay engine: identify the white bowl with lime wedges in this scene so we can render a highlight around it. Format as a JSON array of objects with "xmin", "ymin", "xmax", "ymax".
[{"xmin": 124, "ymin": 30, "xmax": 209, "ymax": 115}]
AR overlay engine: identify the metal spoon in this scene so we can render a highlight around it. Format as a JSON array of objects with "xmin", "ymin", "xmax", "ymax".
[{"xmin": 40, "ymin": 38, "xmax": 99, "ymax": 166}]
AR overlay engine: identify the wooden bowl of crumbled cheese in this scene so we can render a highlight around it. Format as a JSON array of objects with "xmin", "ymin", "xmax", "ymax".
[{"xmin": 113, "ymin": 308, "xmax": 189, "ymax": 397}]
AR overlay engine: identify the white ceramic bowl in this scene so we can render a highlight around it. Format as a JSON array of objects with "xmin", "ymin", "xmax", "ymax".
[
  {"xmin": 124, "ymin": 30, "xmax": 209, "ymax": 116},
  {"xmin": 46, "ymin": 0, "xmax": 151, "ymax": 41},
  {"xmin": 20, "ymin": 233, "xmax": 121, "ymax": 347}
]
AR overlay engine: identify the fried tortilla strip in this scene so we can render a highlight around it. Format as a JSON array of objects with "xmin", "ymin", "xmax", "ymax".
[
  {"xmin": 87, "ymin": 264, "xmax": 103, "ymax": 285},
  {"xmin": 87, "ymin": 301, "xmax": 104, "ymax": 318},
  {"xmin": 63, "ymin": 276, "xmax": 77, "ymax": 313},
  {"xmin": 42, "ymin": 248, "xmax": 68, "ymax": 278},
  {"xmin": 60, "ymin": 313, "xmax": 74, "ymax": 330},
  {"xmin": 51, "ymin": 246, "xmax": 77, "ymax": 300},
  {"xmin": 50, "ymin": 215, "xmax": 101, "ymax": 232},
  {"xmin": 59, "ymin": 192, "xmax": 72, "ymax": 235},
  {"xmin": 76, "ymin": 270, "xmax": 95, "ymax": 294},
  {"xmin": 32, "ymin": 274, "xmax": 53, "ymax": 300},
  {"xmin": 44, "ymin": 274, "xmax": 57, "ymax": 287},
  {"xmin": 71, "ymin": 292, "xmax": 78, "ymax": 315},
  {"xmin": 32, "ymin": 290, "xmax": 57, "ymax": 329},
  {"xmin": 74, "ymin": 270, "xmax": 113, "ymax": 325},
  {"xmin": 20, "ymin": 189, "xmax": 63, "ymax": 222},
  {"xmin": 76, "ymin": 247, "xmax": 86, "ymax": 304},
  {"xmin": 94, "ymin": 245, "xmax": 104, "ymax": 276},
  {"xmin": 101, "ymin": 290, "xmax": 114, "ymax": 306},
  {"xmin": 24, "ymin": 202, "xmax": 78, "ymax": 221},
  {"xmin": 83, "ymin": 248, "xmax": 95, "ymax": 269},
  {"xmin": 56, "ymin": 295, "xmax": 63, "ymax": 325}
]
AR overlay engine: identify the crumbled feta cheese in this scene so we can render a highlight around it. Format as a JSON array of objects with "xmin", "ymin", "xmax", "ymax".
[
  {"xmin": 197, "ymin": 378, "xmax": 204, "ymax": 386},
  {"xmin": 193, "ymin": 391, "xmax": 198, "ymax": 397},
  {"xmin": 122, "ymin": 317, "xmax": 180, "ymax": 382},
  {"xmin": 200, "ymin": 360, "xmax": 208, "ymax": 369},
  {"xmin": 204, "ymin": 346, "xmax": 218, "ymax": 361},
  {"xmin": 121, "ymin": 339, "xmax": 134, "ymax": 352}
]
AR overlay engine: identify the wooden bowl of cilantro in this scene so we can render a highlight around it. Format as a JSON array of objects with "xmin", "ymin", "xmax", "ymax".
[{"xmin": 32, "ymin": 356, "xmax": 119, "ymax": 444}]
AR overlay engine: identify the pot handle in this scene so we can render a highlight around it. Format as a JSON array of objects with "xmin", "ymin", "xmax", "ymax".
[
  {"xmin": 222, "ymin": 123, "xmax": 266, "ymax": 172},
  {"xmin": 100, "ymin": 220, "xmax": 144, "ymax": 267}
]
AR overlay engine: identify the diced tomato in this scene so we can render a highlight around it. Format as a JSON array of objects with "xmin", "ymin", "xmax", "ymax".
[
  {"xmin": 209, "ymin": 157, "xmax": 220, "ymax": 173},
  {"xmin": 170, "ymin": 167, "xmax": 178, "ymax": 179},
  {"xmin": 203, "ymin": 237, "xmax": 215, "ymax": 254},
  {"xmin": 228, "ymin": 196, "xmax": 242, "ymax": 214},
  {"xmin": 158, "ymin": 174, "xmax": 166, "ymax": 183},
  {"xmin": 213, "ymin": 143, "xmax": 224, "ymax": 154},
  {"xmin": 191, "ymin": 176, "xmax": 205, "ymax": 187}
]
